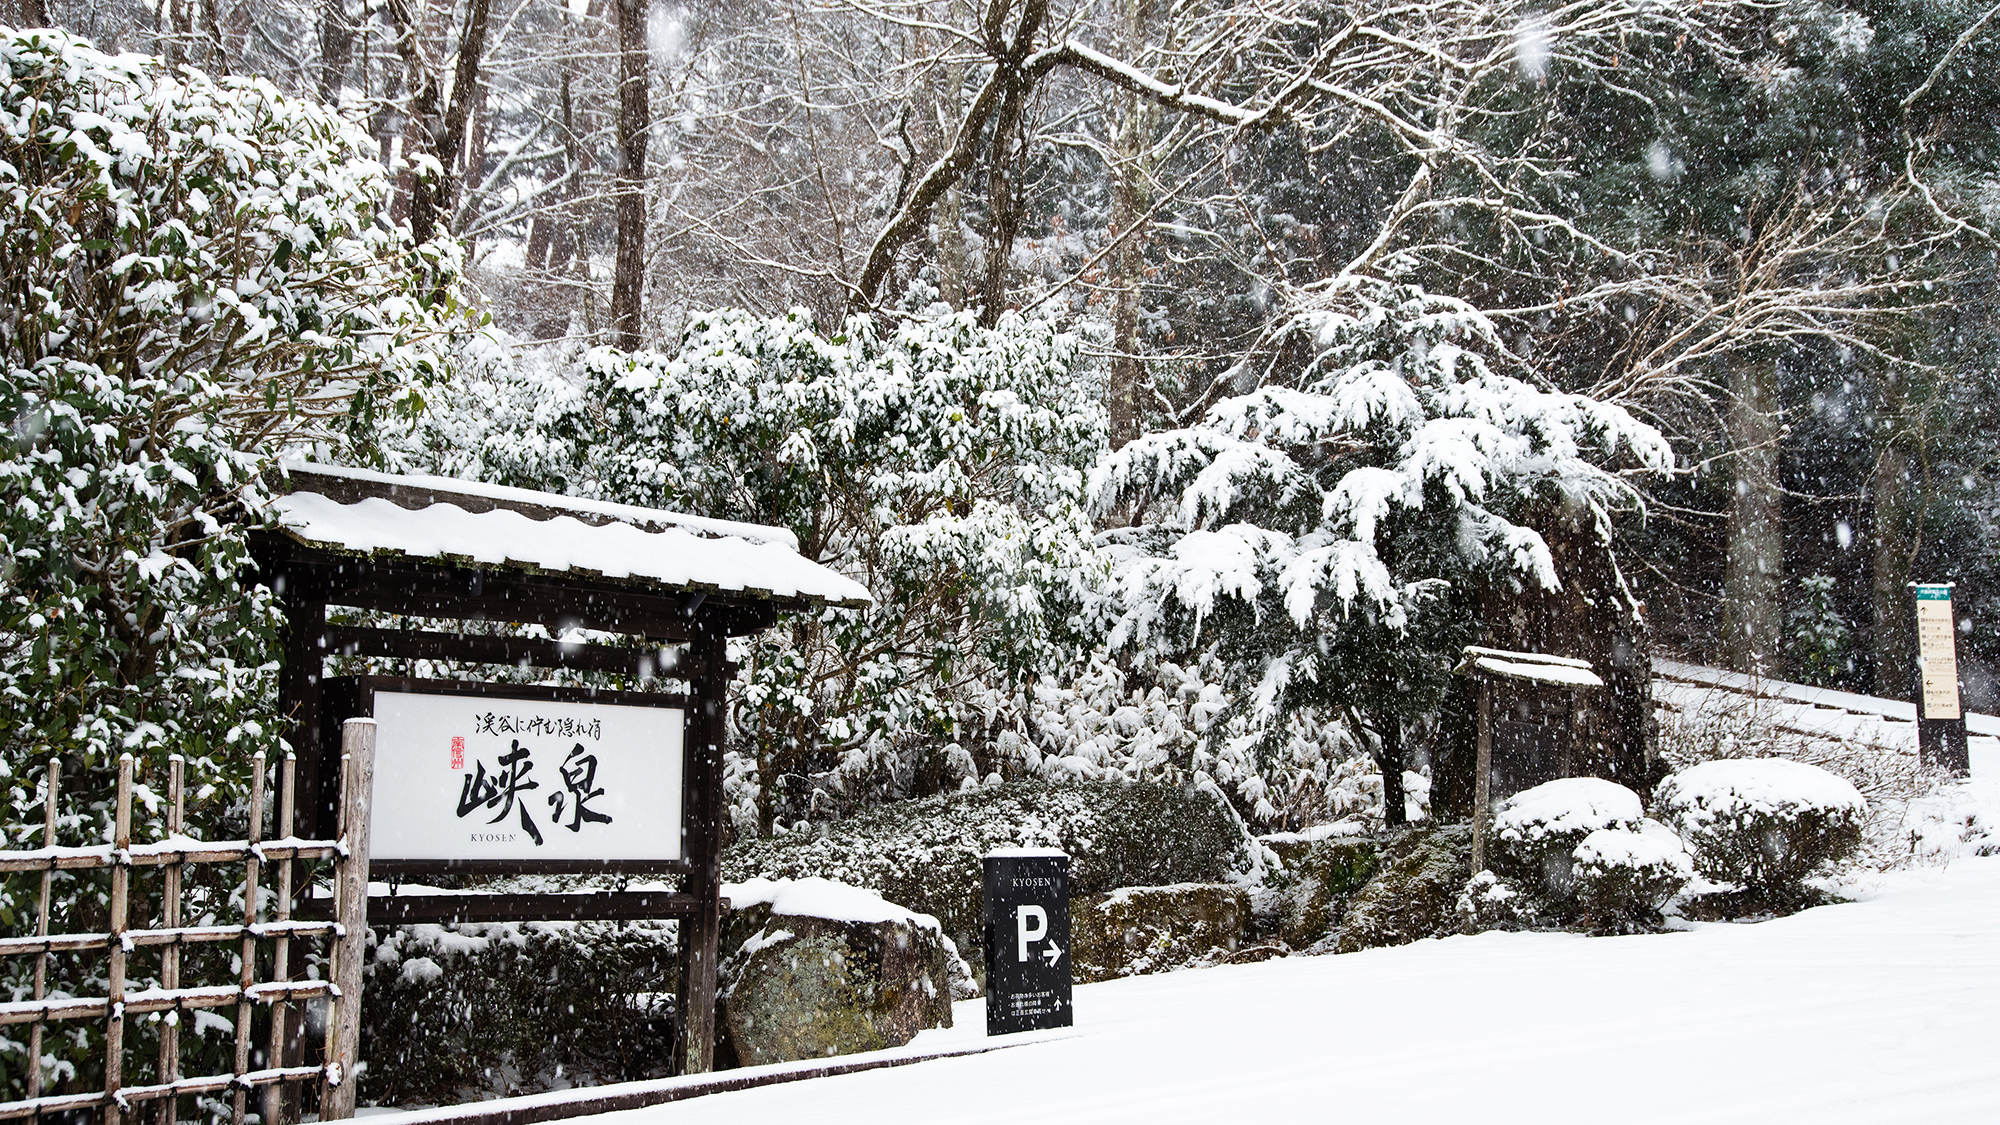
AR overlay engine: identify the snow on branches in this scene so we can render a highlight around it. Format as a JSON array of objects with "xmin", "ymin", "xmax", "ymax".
[
  {"xmin": 1093, "ymin": 278, "xmax": 1672, "ymax": 730},
  {"xmin": 394, "ymin": 309, "xmax": 1108, "ymax": 832},
  {"xmin": 0, "ymin": 27, "xmax": 476, "ymax": 822}
]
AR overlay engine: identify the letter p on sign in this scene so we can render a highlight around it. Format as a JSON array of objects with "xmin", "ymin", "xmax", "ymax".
[{"xmin": 1016, "ymin": 904, "xmax": 1048, "ymax": 962}]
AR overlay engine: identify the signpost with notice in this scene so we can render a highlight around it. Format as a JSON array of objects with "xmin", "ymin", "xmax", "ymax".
[
  {"xmin": 1911, "ymin": 583, "xmax": 1970, "ymax": 775},
  {"xmin": 983, "ymin": 849, "xmax": 1073, "ymax": 1035}
]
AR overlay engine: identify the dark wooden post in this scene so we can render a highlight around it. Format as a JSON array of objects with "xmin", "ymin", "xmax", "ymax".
[
  {"xmin": 1472, "ymin": 678, "xmax": 1493, "ymax": 873},
  {"xmin": 280, "ymin": 590, "xmax": 331, "ymax": 838},
  {"xmin": 676, "ymin": 620, "xmax": 728, "ymax": 1074}
]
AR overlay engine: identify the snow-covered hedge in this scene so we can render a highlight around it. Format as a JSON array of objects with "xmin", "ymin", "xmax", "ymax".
[
  {"xmin": 1480, "ymin": 778, "xmax": 1690, "ymax": 932},
  {"xmin": 361, "ymin": 919, "xmax": 680, "ymax": 1105},
  {"xmin": 1656, "ymin": 758, "xmax": 1866, "ymax": 892},
  {"xmin": 1490, "ymin": 777, "xmax": 1645, "ymax": 895},
  {"xmin": 1571, "ymin": 821, "xmax": 1694, "ymax": 932},
  {"xmin": 721, "ymin": 780, "xmax": 1248, "ymax": 961}
]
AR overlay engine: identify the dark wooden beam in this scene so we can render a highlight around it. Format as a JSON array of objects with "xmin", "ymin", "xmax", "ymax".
[
  {"xmin": 299, "ymin": 891, "xmax": 701, "ymax": 925},
  {"xmin": 320, "ymin": 625, "xmax": 698, "ymax": 680}
]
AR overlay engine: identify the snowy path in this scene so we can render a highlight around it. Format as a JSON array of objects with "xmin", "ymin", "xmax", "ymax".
[{"xmin": 591, "ymin": 858, "xmax": 2000, "ymax": 1125}]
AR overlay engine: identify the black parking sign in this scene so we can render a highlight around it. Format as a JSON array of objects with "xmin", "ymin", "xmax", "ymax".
[{"xmin": 983, "ymin": 849, "xmax": 1072, "ymax": 1035}]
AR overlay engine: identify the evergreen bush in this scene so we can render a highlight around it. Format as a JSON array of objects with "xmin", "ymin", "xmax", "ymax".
[
  {"xmin": 1656, "ymin": 758, "xmax": 1866, "ymax": 896},
  {"xmin": 358, "ymin": 920, "xmax": 679, "ymax": 1106},
  {"xmin": 1570, "ymin": 821, "xmax": 1694, "ymax": 933},
  {"xmin": 1488, "ymin": 777, "xmax": 1645, "ymax": 897},
  {"xmin": 721, "ymin": 779, "xmax": 1249, "ymax": 961}
]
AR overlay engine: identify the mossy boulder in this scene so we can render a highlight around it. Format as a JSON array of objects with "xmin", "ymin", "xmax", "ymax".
[
  {"xmin": 1072, "ymin": 883, "xmax": 1250, "ymax": 982},
  {"xmin": 718, "ymin": 878, "xmax": 965, "ymax": 1068},
  {"xmin": 1272, "ymin": 838, "xmax": 1382, "ymax": 949},
  {"xmin": 1334, "ymin": 825, "xmax": 1472, "ymax": 954},
  {"xmin": 723, "ymin": 780, "xmax": 1247, "ymax": 964}
]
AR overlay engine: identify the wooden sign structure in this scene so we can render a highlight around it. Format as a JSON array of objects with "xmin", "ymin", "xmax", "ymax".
[
  {"xmin": 250, "ymin": 461, "xmax": 870, "ymax": 1085},
  {"xmin": 1451, "ymin": 646, "xmax": 1604, "ymax": 872},
  {"xmin": 1910, "ymin": 583, "xmax": 1970, "ymax": 774}
]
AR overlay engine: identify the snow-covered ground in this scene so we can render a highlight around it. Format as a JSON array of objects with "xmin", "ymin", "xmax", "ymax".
[{"xmin": 568, "ymin": 858, "xmax": 2000, "ymax": 1122}]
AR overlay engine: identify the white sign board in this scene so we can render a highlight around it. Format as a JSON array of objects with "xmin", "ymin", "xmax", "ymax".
[
  {"xmin": 1915, "ymin": 586, "xmax": 1962, "ymax": 722},
  {"xmin": 369, "ymin": 690, "xmax": 685, "ymax": 862}
]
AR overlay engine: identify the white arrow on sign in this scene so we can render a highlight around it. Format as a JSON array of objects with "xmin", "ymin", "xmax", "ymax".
[{"xmin": 1043, "ymin": 940, "xmax": 1064, "ymax": 967}]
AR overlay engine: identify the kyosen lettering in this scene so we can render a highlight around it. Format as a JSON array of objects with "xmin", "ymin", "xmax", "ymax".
[
  {"xmin": 1011, "ymin": 877, "xmax": 1054, "ymax": 887},
  {"xmin": 471, "ymin": 712, "xmax": 604, "ymax": 742},
  {"xmin": 455, "ymin": 740, "xmax": 617, "ymax": 845}
]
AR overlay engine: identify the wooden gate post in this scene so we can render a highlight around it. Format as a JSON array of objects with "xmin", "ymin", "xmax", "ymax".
[
  {"xmin": 676, "ymin": 626, "xmax": 727, "ymax": 1076},
  {"xmin": 321, "ymin": 718, "xmax": 376, "ymax": 1121},
  {"xmin": 1472, "ymin": 678, "xmax": 1492, "ymax": 873}
]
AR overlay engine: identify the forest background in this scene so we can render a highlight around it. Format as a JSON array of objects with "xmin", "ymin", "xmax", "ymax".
[{"xmin": 5, "ymin": 0, "xmax": 2000, "ymax": 842}]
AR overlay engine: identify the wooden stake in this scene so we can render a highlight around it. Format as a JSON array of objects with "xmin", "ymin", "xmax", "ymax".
[
  {"xmin": 232, "ymin": 754, "xmax": 267, "ymax": 1125},
  {"xmin": 105, "ymin": 755, "xmax": 133, "ymax": 1125},
  {"xmin": 28, "ymin": 759, "xmax": 57, "ymax": 1103},
  {"xmin": 1473, "ymin": 678, "xmax": 1493, "ymax": 873},
  {"xmin": 263, "ymin": 754, "xmax": 298, "ymax": 1125},
  {"xmin": 158, "ymin": 756, "xmax": 185, "ymax": 1125},
  {"xmin": 321, "ymin": 719, "xmax": 376, "ymax": 1122}
]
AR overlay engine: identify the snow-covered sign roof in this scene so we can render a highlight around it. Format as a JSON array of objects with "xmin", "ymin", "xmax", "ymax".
[
  {"xmin": 1453, "ymin": 645, "xmax": 1603, "ymax": 688},
  {"xmin": 265, "ymin": 461, "xmax": 872, "ymax": 609}
]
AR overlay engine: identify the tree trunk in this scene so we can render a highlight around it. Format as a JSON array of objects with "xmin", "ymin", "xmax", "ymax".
[
  {"xmin": 1105, "ymin": 0, "xmax": 1154, "ymax": 448},
  {"xmin": 1870, "ymin": 439, "xmax": 1919, "ymax": 698},
  {"xmin": 316, "ymin": 0, "xmax": 355, "ymax": 106},
  {"xmin": 1374, "ymin": 711, "xmax": 1407, "ymax": 827},
  {"xmin": 611, "ymin": 0, "xmax": 650, "ymax": 350},
  {"xmin": 1723, "ymin": 355, "xmax": 1783, "ymax": 676}
]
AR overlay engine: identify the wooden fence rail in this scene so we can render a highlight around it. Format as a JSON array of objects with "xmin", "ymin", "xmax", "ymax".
[{"xmin": 0, "ymin": 730, "xmax": 373, "ymax": 1125}]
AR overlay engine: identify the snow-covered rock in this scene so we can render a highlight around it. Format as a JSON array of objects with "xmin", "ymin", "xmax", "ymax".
[
  {"xmin": 718, "ymin": 877, "xmax": 973, "ymax": 1068},
  {"xmin": 1073, "ymin": 883, "xmax": 1252, "ymax": 982}
]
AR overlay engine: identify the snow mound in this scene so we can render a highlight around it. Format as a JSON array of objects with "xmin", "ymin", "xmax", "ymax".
[
  {"xmin": 1494, "ymin": 777, "xmax": 1644, "ymax": 844},
  {"xmin": 723, "ymin": 876, "xmax": 946, "ymax": 934},
  {"xmin": 1657, "ymin": 758, "xmax": 1866, "ymax": 823}
]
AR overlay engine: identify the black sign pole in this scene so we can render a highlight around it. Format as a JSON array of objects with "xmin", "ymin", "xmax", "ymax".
[{"xmin": 982, "ymin": 850, "xmax": 1073, "ymax": 1035}]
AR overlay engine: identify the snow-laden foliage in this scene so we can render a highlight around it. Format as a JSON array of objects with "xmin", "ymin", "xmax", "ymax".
[
  {"xmin": 722, "ymin": 780, "xmax": 1249, "ymax": 962},
  {"xmin": 0, "ymin": 27, "xmax": 476, "ymax": 1100},
  {"xmin": 1472, "ymin": 780, "xmax": 1690, "ymax": 932},
  {"xmin": 1657, "ymin": 758, "xmax": 1866, "ymax": 892},
  {"xmin": 1489, "ymin": 776, "xmax": 1646, "ymax": 897},
  {"xmin": 973, "ymin": 652, "xmax": 1397, "ymax": 831},
  {"xmin": 0, "ymin": 26, "xmax": 472, "ymax": 813},
  {"xmin": 391, "ymin": 310, "xmax": 1106, "ymax": 831},
  {"xmin": 1094, "ymin": 278, "xmax": 1672, "ymax": 750},
  {"xmin": 1570, "ymin": 820, "xmax": 1694, "ymax": 933}
]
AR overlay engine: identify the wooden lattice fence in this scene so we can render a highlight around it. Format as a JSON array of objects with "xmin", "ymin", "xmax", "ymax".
[{"xmin": 0, "ymin": 724, "xmax": 373, "ymax": 1125}]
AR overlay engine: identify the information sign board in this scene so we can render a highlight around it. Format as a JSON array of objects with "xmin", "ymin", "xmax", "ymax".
[
  {"xmin": 1914, "ymin": 585, "xmax": 1962, "ymax": 721},
  {"xmin": 983, "ymin": 850, "xmax": 1073, "ymax": 1035},
  {"xmin": 369, "ymin": 689, "xmax": 685, "ymax": 863}
]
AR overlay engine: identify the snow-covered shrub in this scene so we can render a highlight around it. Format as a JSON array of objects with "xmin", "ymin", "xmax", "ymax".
[
  {"xmin": 1489, "ymin": 777, "xmax": 1645, "ymax": 897},
  {"xmin": 0, "ymin": 25, "xmax": 469, "ymax": 788},
  {"xmin": 1456, "ymin": 870, "xmax": 1535, "ymax": 933},
  {"xmin": 1656, "ymin": 758, "xmax": 1866, "ymax": 893},
  {"xmin": 361, "ymin": 919, "xmax": 680, "ymax": 1105},
  {"xmin": 721, "ymin": 780, "xmax": 1247, "ymax": 961},
  {"xmin": 0, "ymin": 26, "xmax": 474, "ymax": 1101},
  {"xmin": 1091, "ymin": 277, "xmax": 1671, "ymax": 805},
  {"xmin": 1570, "ymin": 821, "xmax": 1694, "ymax": 933},
  {"xmin": 393, "ymin": 309, "xmax": 1106, "ymax": 832}
]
